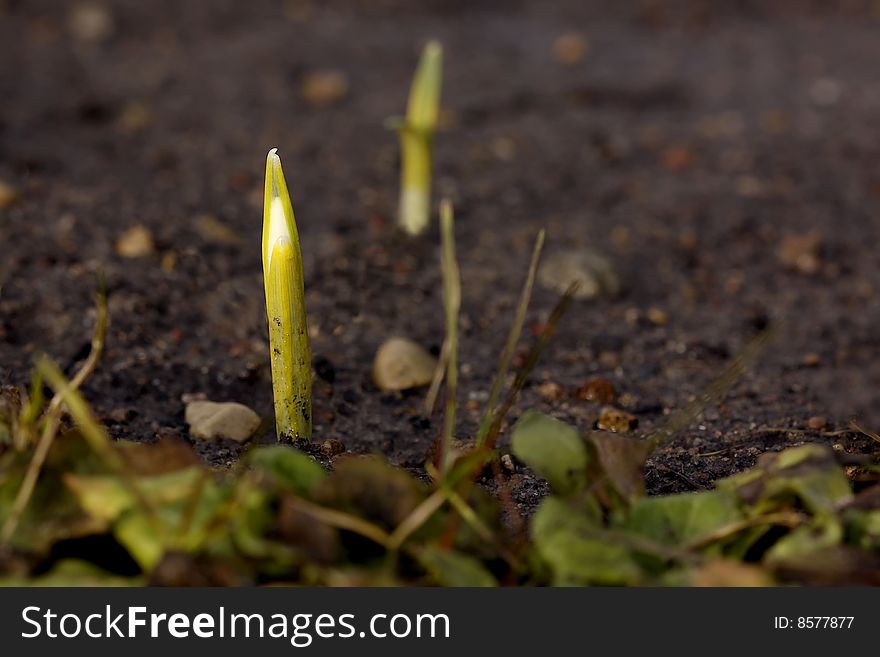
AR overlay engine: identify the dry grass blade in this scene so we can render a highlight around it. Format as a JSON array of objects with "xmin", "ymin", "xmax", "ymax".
[
  {"xmin": 424, "ymin": 339, "xmax": 449, "ymax": 416},
  {"xmin": 642, "ymin": 326, "xmax": 776, "ymax": 451},
  {"xmin": 850, "ymin": 420, "xmax": 880, "ymax": 444},
  {"xmin": 476, "ymin": 229, "xmax": 545, "ymax": 448},
  {"xmin": 483, "ymin": 282, "xmax": 578, "ymax": 451},
  {"xmin": 438, "ymin": 199, "xmax": 460, "ymax": 477},
  {"xmin": 286, "ymin": 497, "xmax": 391, "ymax": 549},
  {"xmin": 1, "ymin": 285, "xmax": 108, "ymax": 544},
  {"xmin": 387, "ymin": 488, "xmax": 447, "ymax": 551}
]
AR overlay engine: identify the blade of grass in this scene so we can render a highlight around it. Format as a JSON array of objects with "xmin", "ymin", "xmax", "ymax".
[
  {"xmin": 438, "ymin": 284, "xmax": 578, "ymax": 551},
  {"xmin": 483, "ymin": 282, "xmax": 578, "ymax": 450},
  {"xmin": 284, "ymin": 497, "xmax": 391, "ymax": 549},
  {"xmin": 476, "ymin": 229, "xmax": 545, "ymax": 448},
  {"xmin": 438, "ymin": 199, "xmax": 460, "ymax": 478},
  {"xmin": 423, "ymin": 338, "xmax": 449, "ymax": 416},
  {"xmin": 387, "ymin": 488, "xmax": 447, "ymax": 552}
]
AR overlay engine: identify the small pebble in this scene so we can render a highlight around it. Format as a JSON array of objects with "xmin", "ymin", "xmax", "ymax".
[
  {"xmin": 116, "ymin": 225, "xmax": 155, "ymax": 258},
  {"xmin": 805, "ymin": 416, "xmax": 827, "ymax": 431},
  {"xmin": 552, "ymin": 32, "xmax": 589, "ymax": 65},
  {"xmin": 661, "ymin": 145, "xmax": 695, "ymax": 172},
  {"xmin": 0, "ymin": 181, "xmax": 19, "ymax": 208},
  {"xmin": 69, "ymin": 3, "xmax": 115, "ymax": 43},
  {"xmin": 194, "ymin": 214, "xmax": 241, "ymax": 245},
  {"xmin": 372, "ymin": 337, "xmax": 437, "ymax": 391},
  {"xmin": 537, "ymin": 381, "xmax": 566, "ymax": 401},
  {"xmin": 185, "ymin": 400, "xmax": 260, "ymax": 443},
  {"xmin": 777, "ymin": 232, "xmax": 822, "ymax": 275},
  {"xmin": 319, "ymin": 439, "xmax": 345, "ymax": 458},
  {"xmin": 538, "ymin": 248, "xmax": 620, "ymax": 300},
  {"xmin": 117, "ymin": 101, "xmax": 152, "ymax": 132},
  {"xmin": 300, "ymin": 69, "xmax": 349, "ymax": 108},
  {"xmin": 646, "ymin": 307, "xmax": 668, "ymax": 326},
  {"xmin": 596, "ymin": 407, "xmax": 638, "ymax": 433},
  {"xmin": 575, "ymin": 378, "xmax": 617, "ymax": 404},
  {"xmin": 809, "ymin": 78, "xmax": 843, "ymax": 107},
  {"xmin": 802, "ymin": 352, "xmax": 821, "ymax": 367},
  {"xmin": 501, "ymin": 454, "xmax": 516, "ymax": 473}
]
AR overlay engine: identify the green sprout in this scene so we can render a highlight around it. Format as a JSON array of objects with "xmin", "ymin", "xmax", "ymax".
[
  {"xmin": 394, "ymin": 40, "xmax": 443, "ymax": 236},
  {"xmin": 262, "ymin": 148, "xmax": 312, "ymax": 443}
]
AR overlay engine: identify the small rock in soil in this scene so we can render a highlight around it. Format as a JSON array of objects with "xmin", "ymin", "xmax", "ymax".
[
  {"xmin": 185, "ymin": 400, "xmax": 260, "ymax": 443},
  {"xmin": 596, "ymin": 407, "xmax": 638, "ymax": 433},
  {"xmin": 538, "ymin": 248, "xmax": 621, "ymax": 299},
  {"xmin": 0, "ymin": 181, "xmax": 19, "ymax": 208},
  {"xmin": 194, "ymin": 214, "xmax": 241, "ymax": 245},
  {"xmin": 646, "ymin": 307, "xmax": 668, "ymax": 326},
  {"xmin": 116, "ymin": 225, "xmax": 155, "ymax": 258},
  {"xmin": 805, "ymin": 416, "xmax": 827, "ymax": 431},
  {"xmin": 319, "ymin": 439, "xmax": 345, "ymax": 457},
  {"xmin": 537, "ymin": 381, "xmax": 566, "ymax": 401},
  {"xmin": 68, "ymin": 3, "xmax": 115, "ymax": 43},
  {"xmin": 575, "ymin": 377, "xmax": 617, "ymax": 404},
  {"xmin": 501, "ymin": 453, "xmax": 516, "ymax": 473},
  {"xmin": 552, "ymin": 32, "xmax": 589, "ymax": 65},
  {"xmin": 777, "ymin": 231, "xmax": 822, "ymax": 274},
  {"xmin": 300, "ymin": 69, "xmax": 349, "ymax": 108},
  {"xmin": 117, "ymin": 101, "xmax": 152, "ymax": 132},
  {"xmin": 372, "ymin": 337, "xmax": 437, "ymax": 391}
]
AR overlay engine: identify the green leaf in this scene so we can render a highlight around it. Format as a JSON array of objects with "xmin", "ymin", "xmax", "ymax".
[
  {"xmin": 245, "ymin": 445, "xmax": 326, "ymax": 496},
  {"xmin": 718, "ymin": 445, "xmax": 852, "ymax": 515},
  {"xmin": 511, "ymin": 411, "xmax": 588, "ymax": 495},
  {"xmin": 623, "ymin": 490, "xmax": 744, "ymax": 548},
  {"xmin": 531, "ymin": 496, "xmax": 643, "ymax": 585},
  {"xmin": 765, "ymin": 514, "xmax": 843, "ymax": 566},
  {"xmin": 65, "ymin": 468, "xmax": 231, "ymax": 571},
  {"xmin": 64, "ymin": 467, "xmax": 207, "ymax": 521},
  {"xmin": 417, "ymin": 545, "xmax": 497, "ymax": 587},
  {"xmin": 844, "ymin": 508, "xmax": 880, "ymax": 550}
]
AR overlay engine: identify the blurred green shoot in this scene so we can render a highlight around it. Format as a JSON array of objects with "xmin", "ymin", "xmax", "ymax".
[
  {"xmin": 395, "ymin": 40, "xmax": 443, "ymax": 236},
  {"xmin": 262, "ymin": 149, "xmax": 312, "ymax": 443}
]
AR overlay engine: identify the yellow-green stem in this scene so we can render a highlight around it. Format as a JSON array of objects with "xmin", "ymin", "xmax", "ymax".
[{"xmin": 262, "ymin": 149, "xmax": 312, "ymax": 442}]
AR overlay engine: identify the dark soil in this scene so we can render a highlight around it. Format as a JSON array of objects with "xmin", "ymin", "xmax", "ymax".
[{"xmin": 2, "ymin": 0, "xmax": 879, "ymax": 510}]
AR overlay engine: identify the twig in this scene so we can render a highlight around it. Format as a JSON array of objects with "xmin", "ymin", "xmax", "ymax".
[{"xmin": 655, "ymin": 464, "xmax": 707, "ymax": 491}]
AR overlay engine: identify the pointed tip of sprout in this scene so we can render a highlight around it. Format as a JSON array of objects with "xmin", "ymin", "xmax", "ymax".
[{"xmin": 264, "ymin": 149, "xmax": 292, "ymax": 270}]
